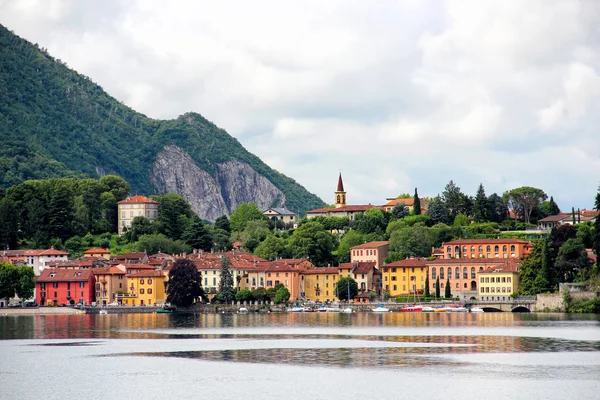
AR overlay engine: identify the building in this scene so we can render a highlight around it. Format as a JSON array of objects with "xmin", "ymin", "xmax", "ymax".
[
  {"xmin": 350, "ymin": 241, "xmax": 389, "ymax": 268},
  {"xmin": 35, "ymin": 269, "xmax": 95, "ymax": 306},
  {"xmin": 334, "ymin": 172, "xmax": 346, "ymax": 208},
  {"xmin": 339, "ymin": 261, "xmax": 380, "ymax": 294},
  {"xmin": 477, "ymin": 263, "xmax": 520, "ymax": 302},
  {"xmin": 111, "ymin": 252, "xmax": 149, "ymax": 264},
  {"xmin": 117, "ymin": 195, "xmax": 159, "ymax": 234},
  {"xmin": 118, "ymin": 270, "xmax": 166, "ymax": 306},
  {"xmin": 382, "ymin": 197, "xmax": 428, "ymax": 214},
  {"xmin": 83, "ymin": 248, "xmax": 111, "ymax": 259},
  {"xmin": 437, "ymin": 238, "xmax": 532, "ymax": 260},
  {"xmin": 25, "ymin": 248, "xmax": 69, "ymax": 276},
  {"xmin": 538, "ymin": 209, "xmax": 598, "ymax": 231},
  {"xmin": 302, "ymin": 267, "xmax": 340, "ymax": 302},
  {"xmin": 381, "ymin": 257, "xmax": 427, "ymax": 297},
  {"xmin": 92, "ymin": 267, "xmax": 127, "ymax": 306},
  {"xmin": 262, "ymin": 207, "xmax": 298, "ymax": 227}
]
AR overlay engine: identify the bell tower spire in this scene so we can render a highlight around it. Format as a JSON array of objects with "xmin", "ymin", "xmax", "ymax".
[{"xmin": 335, "ymin": 172, "xmax": 346, "ymax": 208}]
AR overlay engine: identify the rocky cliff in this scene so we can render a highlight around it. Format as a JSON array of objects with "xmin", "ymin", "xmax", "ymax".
[{"xmin": 151, "ymin": 145, "xmax": 286, "ymax": 221}]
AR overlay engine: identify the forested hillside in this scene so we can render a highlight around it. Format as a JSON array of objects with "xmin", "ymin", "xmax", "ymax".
[{"xmin": 0, "ymin": 24, "xmax": 324, "ymax": 217}]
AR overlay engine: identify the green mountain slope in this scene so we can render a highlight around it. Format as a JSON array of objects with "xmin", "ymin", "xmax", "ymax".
[{"xmin": 0, "ymin": 24, "xmax": 324, "ymax": 215}]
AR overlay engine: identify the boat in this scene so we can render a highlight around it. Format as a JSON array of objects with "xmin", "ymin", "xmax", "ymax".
[
  {"xmin": 238, "ymin": 307, "xmax": 249, "ymax": 313},
  {"xmin": 316, "ymin": 306, "xmax": 328, "ymax": 312},
  {"xmin": 422, "ymin": 306, "xmax": 435, "ymax": 312},
  {"xmin": 99, "ymin": 309, "xmax": 108, "ymax": 315},
  {"xmin": 433, "ymin": 307, "xmax": 447, "ymax": 313},
  {"xmin": 342, "ymin": 307, "xmax": 353, "ymax": 313},
  {"xmin": 372, "ymin": 304, "xmax": 390, "ymax": 312},
  {"xmin": 155, "ymin": 309, "xmax": 172, "ymax": 314},
  {"xmin": 470, "ymin": 307, "xmax": 484, "ymax": 313},
  {"xmin": 448, "ymin": 306, "xmax": 468, "ymax": 312},
  {"xmin": 401, "ymin": 305, "xmax": 423, "ymax": 312},
  {"xmin": 287, "ymin": 306, "xmax": 305, "ymax": 312},
  {"xmin": 325, "ymin": 307, "xmax": 342, "ymax": 312}
]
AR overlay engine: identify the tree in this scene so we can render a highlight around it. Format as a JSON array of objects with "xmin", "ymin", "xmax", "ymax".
[
  {"xmin": 435, "ymin": 276, "xmax": 440, "ymax": 298},
  {"xmin": 539, "ymin": 196, "xmax": 561, "ymax": 217},
  {"xmin": 555, "ymin": 238, "xmax": 589, "ymax": 283},
  {"xmin": 288, "ymin": 221, "xmax": 335, "ymax": 266},
  {"xmin": 167, "ymin": 259, "xmax": 204, "ymax": 307},
  {"xmin": 594, "ymin": 187, "xmax": 600, "ymax": 259},
  {"xmin": 487, "ymin": 193, "xmax": 508, "ymax": 223},
  {"xmin": 235, "ymin": 288, "xmax": 254, "ymax": 303},
  {"xmin": 241, "ymin": 220, "xmax": 270, "ymax": 252},
  {"xmin": 229, "ymin": 203, "xmax": 265, "ymax": 232},
  {"xmin": 47, "ymin": 181, "xmax": 74, "ymax": 241},
  {"xmin": 252, "ymin": 287, "xmax": 268, "ymax": 302},
  {"xmin": 413, "ymin": 188, "xmax": 421, "ymax": 216},
  {"xmin": 441, "ymin": 180, "xmax": 464, "ymax": 221},
  {"xmin": 353, "ymin": 208, "xmax": 386, "ymax": 235},
  {"xmin": 0, "ymin": 197, "xmax": 18, "ymax": 250},
  {"xmin": 389, "ymin": 225, "xmax": 434, "ymax": 258},
  {"xmin": 444, "ymin": 278, "xmax": 451, "ymax": 298},
  {"xmin": 0, "ymin": 262, "xmax": 18, "ymax": 301},
  {"xmin": 336, "ymin": 230, "xmax": 364, "ymax": 263},
  {"xmin": 136, "ymin": 234, "xmax": 189, "ymax": 255},
  {"xmin": 424, "ymin": 276, "xmax": 430, "ymax": 297},
  {"xmin": 182, "ymin": 216, "xmax": 213, "ymax": 252},
  {"xmin": 503, "ymin": 187, "xmax": 547, "ymax": 224},
  {"xmin": 15, "ymin": 266, "xmax": 35, "ymax": 300},
  {"xmin": 130, "ymin": 216, "xmax": 155, "ymax": 241},
  {"xmin": 254, "ymin": 234, "xmax": 289, "ymax": 260},
  {"xmin": 274, "ymin": 286, "xmax": 291, "ymax": 304},
  {"xmin": 538, "ymin": 238, "xmax": 552, "ymax": 292},
  {"xmin": 427, "ymin": 196, "xmax": 450, "ymax": 225},
  {"xmin": 155, "ymin": 193, "xmax": 193, "ymax": 240},
  {"xmin": 453, "ymin": 213, "xmax": 470, "ymax": 227},
  {"xmin": 519, "ymin": 240, "xmax": 546, "ymax": 295},
  {"xmin": 473, "ymin": 183, "xmax": 488, "ymax": 223},
  {"xmin": 335, "ymin": 277, "xmax": 358, "ymax": 301},
  {"xmin": 214, "ymin": 215, "xmax": 231, "ymax": 233},
  {"xmin": 217, "ymin": 256, "xmax": 236, "ymax": 303},
  {"xmin": 391, "ymin": 204, "xmax": 409, "ymax": 220}
]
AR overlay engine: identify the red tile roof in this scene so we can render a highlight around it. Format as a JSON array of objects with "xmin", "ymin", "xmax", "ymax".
[
  {"xmin": 92, "ymin": 267, "xmax": 126, "ymax": 275},
  {"xmin": 479, "ymin": 263, "xmax": 520, "ymax": 273},
  {"xmin": 25, "ymin": 248, "xmax": 69, "ymax": 256},
  {"xmin": 385, "ymin": 257, "xmax": 427, "ymax": 267},
  {"xmin": 83, "ymin": 248, "xmax": 110, "ymax": 254},
  {"xmin": 442, "ymin": 238, "xmax": 531, "ymax": 245},
  {"xmin": 351, "ymin": 241, "xmax": 389, "ymax": 250},
  {"xmin": 352, "ymin": 261, "xmax": 377, "ymax": 274},
  {"xmin": 117, "ymin": 195, "xmax": 158, "ymax": 204},
  {"xmin": 427, "ymin": 258, "xmax": 517, "ymax": 265},
  {"xmin": 303, "ymin": 267, "xmax": 341, "ymax": 275},
  {"xmin": 129, "ymin": 270, "xmax": 165, "ymax": 278},
  {"xmin": 307, "ymin": 205, "xmax": 384, "ymax": 214},
  {"xmin": 337, "ymin": 173, "xmax": 345, "ymax": 192},
  {"xmin": 36, "ymin": 269, "xmax": 93, "ymax": 282}
]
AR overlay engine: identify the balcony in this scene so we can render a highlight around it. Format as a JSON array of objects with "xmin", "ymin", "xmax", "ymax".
[{"xmin": 115, "ymin": 292, "xmax": 137, "ymax": 299}]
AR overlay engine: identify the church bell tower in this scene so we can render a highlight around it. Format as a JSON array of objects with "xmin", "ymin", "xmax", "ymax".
[{"xmin": 335, "ymin": 173, "xmax": 346, "ymax": 208}]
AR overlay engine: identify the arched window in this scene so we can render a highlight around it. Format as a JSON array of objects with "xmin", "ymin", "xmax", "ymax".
[
  {"xmin": 447, "ymin": 246, "xmax": 451, "ymax": 253},
  {"xmin": 478, "ymin": 246, "xmax": 483, "ymax": 252},
  {"xmin": 464, "ymin": 282, "xmax": 467, "ymax": 288},
  {"xmin": 494, "ymin": 245, "xmax": 499, "ymax": 252},
  {"xmin": 479, "ymin": 267, "xmax": 483, "ymax": 271},
  {"xmin": 502, "ymin": 245, "xmax": 507, "ymax": 252},
  {"xmin": 463, "ymin": 267, "xmax": 467, "ymax": 279},
  {"xmin": 337, "ymin": 195, "xmax": 340, "ymax": 203},
  {"xmin": 455, "ymin": 267, "xmax": 460, "ymax": 278},
  {"xmin": 440, "ymin": 268, "xmax": 444, "ymax": 279},
  {"xmin": 471, "ymin": 267, "xmax": 475, "ymax": 279},
  {"xmin": 471, "ymin": 246, "xmax": 475, "ymax": 252},
  {"xmin": 456, "ymin": 283, "xmax": 459, "ymax": 288},
  {"xmin": 462, "ymin": 246, "xmax": 467, "ymax": 253},
  {"xmin": 486, "ymin": 245, "xmax": 491, "ymax": 252},
  {"xmin": 447, "ymin": 267, "xmax": 452, "ymax": 279},
  {"xmin": 441, "ymin": 283, "xmax": 444, "ymax": 288},
  {"xmin": 510, "ymin": 245, "xmax": 515, "ymax": 252},
  {"xmin": 432, "ymin": 268, "xmax": 437, "ymax": 279}
]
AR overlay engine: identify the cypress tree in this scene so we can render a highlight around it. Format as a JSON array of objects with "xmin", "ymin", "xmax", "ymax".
[
  {"xmin": 593, "ymin": 188, "xmax": 600, "ymax": 259},
  {"xmin": 444, "ymin": 278, "xmax": 451, "ymax": 298},
  {"xmin": 413, "ymin": 188, "xmax": 421, "ymax": 216},
  {"xmin": 572, "ymin": 207, "xmax": 576, "ymax": 224},
  {"xmin": 540, "ymin": 238, "xmax": 551, "ymax": 292},
  {"xmin": 435, "ymin": 276, "xmax": 440, "ymax": 298},
  {"xmin": 424, "ymin": 276, "xmax": 430, "ymax": 297},
  {"xmin": 548, "ymin": 196, "xmax": 560, "ymax": 216},
  {"xmin": 217, "ymin": 256, "xmax": 236, "ymax": 303},
  {"xmin": 473, "ymin": 183, "xmax": 488, "ymax": 222}
]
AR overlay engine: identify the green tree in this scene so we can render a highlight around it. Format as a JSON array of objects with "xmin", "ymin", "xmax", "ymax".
[
  {"xmin": 427, "ymin": 196, "xmax": 450, "ymax": 225},
  {"xmin": 241, "ymin": 220, "xmax": 270, "ymax": 252},
  {"xmin": 335, "ymin": 277, "xmax": 358, "ymax": 301},
  {"xmin": 391, "ymin": 204, "xmax": 409, "ymax": 220},
  {"xmin": 229, "ymin": 203, "xmax": 265, "ymax": 232},
  {"xmin": 441, "ymin": 180, "xmax": 464, "ymax": 221},
  {"xmin": 15, "ymin": 266, "xmax": 35, "ymax": 300},
  {"xmin": 130, "ymin": 216, "xmax": 155, "ymax": 241},
  {"xmin": 503, "ymin": 186, "xmax": 547, "ymax": 224},
  {"xmin": 444, "ymin": 278, "xmax": 451, "ymax": 298},
  {"xmin": 211, "ymin": 228, "xmax": 232, "ymax": 252},
  {"xmin": 99, "ymin": 175, "xmax": 130, "ymax": 202},
  {"xmin": 217, "ymin": 256, "xmax": 236, "ymax": 303},
  {"xmin": 413, "ymin": 188, "xmax": 421, "ymax": 216},
  {"xmin": 453, "ymin": 213, "xmax": 470, "ymax": 227},
  {"xmin": 167, "ymin": 259, "xmax": 204, "ymax": 307},
  {"xmin": 0, "ymin": 197, "xmax": 18, "ymax": 250},
  {"xmin": 555, "ymin": 238, "xmax": 589, "ymax": 283},
  {"xmin": 389, "ymin": 225, "xmax": 433, "ymax": 258},
  {"xmin": 539, "ymin": 196, "xmax": 561, "ymax": 217},
  {"xmin": 288, "ymin": 221, "xmax": 335, "ymax": 266},
  {"xmin": 235, "ymin": 288, "xmax": 254, "ymax": 303},
  {"xmin": 473, "ymin": 183, "xmax": 488, "ymax": 223},
  {"xmin": 487, "ymin": 193, "xmax": 508, "ymax": 223},
  {"xmin": 0, "ymin": 262, "xmax": 18, "ymax": 301},
  {"xmin": 47, "ymin": 181, "xmax": 75, "ymax": 241},
  {"xmin": 538, "ymin": 238, "xmax": 552, "ymax": 292},
  {"xmin": 64, "ymin": 236, "xmax": 83, "ymax": 257},
  {"xmin": 519, "ymin": 240, "xmax": 545, "ymax": 295},
  {"xmin": 424, "ymin": 276, "xmax": 430, "ymax": 297},
  {"xmin": 155, "ymin": 193, "xmax": 193, "ymax": 240},
  {"xmin": 136, "ymin": 234, "xmax": 189, "ymax": 255},
  {"xmin": 214, "ymin": 215, "xmax": 231, "ymax": 233},
  {"xmin": 353, "ymin": 208, "xmax": 386, "ymax": 235},
  {"xmin": 182, "ymin": 216, "xmax": 213, "ymax": 252},
  {"xmin": 274, "ymin": 286, "xmax": 291, "ymax": 304},
  {"xmin": 252, "ymin": 287, "xmax": 268, "ymax": 302},
  {"xmin": 254, "ymin": 234, "xmax": 289, "ymax": 260},
  {"xmin": 435, "ymin": 276, "xmax": 440, "ymax": 298},
  {"xmin": 594, "ymin": 187, "xmax": 600, "ymax": 259},
  {"xmin": 336, "ymin": 230, "xmax": 364, "ymax": 263}
]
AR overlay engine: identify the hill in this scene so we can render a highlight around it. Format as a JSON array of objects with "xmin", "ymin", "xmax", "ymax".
[{"xmin": 0, "ymin": 24, "xmax": 324, "ymax": 220}]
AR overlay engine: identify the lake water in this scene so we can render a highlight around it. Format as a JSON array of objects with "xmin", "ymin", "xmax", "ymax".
[{"xmin": 1, "ymin": 312, "xmax": 599, "ymax": 400}]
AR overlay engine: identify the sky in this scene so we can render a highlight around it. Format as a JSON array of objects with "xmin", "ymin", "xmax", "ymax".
[{"xmin": 1, "ymin": 0, "xmax": 600, "ymax": 210}]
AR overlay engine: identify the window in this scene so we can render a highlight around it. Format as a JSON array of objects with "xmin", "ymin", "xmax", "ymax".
[
  {"xmin": 80, "ymin": 282, "xmax": 85, "ymax": 288},
  {"xmin": 510, "ymin": 245, "xmax": 516, "ymax": 252},
  {"xmin": 393, "ymin": 285, "xmax": 397, "ymax": 291},
  {"xmin": 464, "ymin": 283, "xmax": 467, "ymax": 288},
  {"xmin": 463, "ymin": 267, "xmax": 467, "ymax": 279},
  {"xmin": 53, "ymin": 282, "xmax": 59, "ymax": 288},
  {"xmin": 494, "ymin": 245, "xmax": 499, "ymax": 252},
  {"xmin": 440, "ymin": 268, "xmax": 444, "ymax": 279},
  {"xmin": 486, "ymin": 245, "xmax": 491, "ymax": 252},
  {"xmin": 148, "ymin": 279, "xmax": 152, "ymax": 284},
  {"xmin": 402, "ymin": 276, "xmax": 406, "ymax": 281},
  {"xmin": 455, "ymin": 268, "xmax": 460, "ymax": 279},
  {"xmin": 432, "ymin": 268, "xmax": 437, "ymax": 279},
  {"xmin": 204, "ymin": 278, "xmax": 208, "ymax": 286},
  {"xmin": 140, "ymin": 288, "xmax": 144, "ymax": 294},
  {"xmin": 276, "ymin": 273, "xmax": 279, "ymax": 277},
  {"xmin": 148, "ymin": 289, "xmax": 152, "ymax": 294},
  {"xmin": 503, "ymin": 245, "xmax": 507, "ymax": 252},
  {"xmin": 285, "ymin": 273, "xmax": 288, "ymax": 277},
  {"xmin": 41, "ymin": 283, "xmax": 46, "ymax": 290},
  {"xmin": 491, "ymin": 277, "xmax": 495, "ymax": 283},
  {"xmin": 140, "ymin": 279, "xmax": 144, "ymax": 284},
  {"xmin": 67, "ymin": 291, "xmax": 71, "ymax": 298},
  {"xmin": 507, "ymin": 277, "xmax": 511, "ymax": 283},
  {"xmin": 471, "ymin": 267, "xmax": 476, "ymax": 279},
  {"xmin": 446, "ymin": 246, "xmax": 451, "ymax": 253},
  {"xmin": 213, "ymin": 278, "xmax": 216, "ymax": 286},
  {"xmin": 480, "ymin": 277, "xmax": 484, "ymax": 283},
  {"xmin": 491, "ymin": 287, "xmax": 495, "ymax": 293},
  {"xmin": 447, "ymin": 268, "xmax": 452, "ymax": 279},
  {"xmin": 54, "ymin": 292, "xmax": 57, "ymax": 298},
  {"xmin": 391, "ymin": 276, "xmax": 397, "ymax": 281}
]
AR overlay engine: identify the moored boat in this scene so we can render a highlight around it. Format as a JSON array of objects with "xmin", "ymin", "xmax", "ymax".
[
  {"xmin": 422, "ymin": 306, "xmax": 435, "ymax": 312},
  {"xmin": 401, "ymin": 306, "xmax": 423, "ymax": 312},
  {"xmin": 342, "ymin": 307, "xmax": 353, "ymax": 313},
  {"xmin": 448, "ymin": 306, "xmax": 468, "ymax": 312},
  {"xmin": 470, "ymin": 307, "xmax": 484, "ymax": 313},
  {"xmin": 372, "ymin": 304, "xmax": 390, "ymax": 312}
]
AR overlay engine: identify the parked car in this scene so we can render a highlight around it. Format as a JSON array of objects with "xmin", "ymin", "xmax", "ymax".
[
  {"xmin": 24, "ymin": 301, "xmax": 37, "ymax": 307},
  {"xmin": 7, "ymin": 302, "xmax": 22, "ymax": 308}
]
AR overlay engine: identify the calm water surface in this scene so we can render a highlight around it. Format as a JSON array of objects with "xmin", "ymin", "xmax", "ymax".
[{"xmin": 1, "ymin": 312, "xmax": 599, "ymax": 400}]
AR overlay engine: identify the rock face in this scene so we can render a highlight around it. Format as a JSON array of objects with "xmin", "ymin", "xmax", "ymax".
[{"xmin": 151, "ymin": 145, "xmax": 286, "ymax": 221}]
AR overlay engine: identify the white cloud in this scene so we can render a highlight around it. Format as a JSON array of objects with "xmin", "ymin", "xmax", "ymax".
[{"xmin": 1, "ymin": 0, "xmax": 600, "ymax": 209}]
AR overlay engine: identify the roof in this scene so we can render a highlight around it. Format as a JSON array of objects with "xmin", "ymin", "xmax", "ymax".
[
  {"xmin": 25, "ymin": 248, "xmax": 69, "ymax": 256},
  {"xmin": 427, "ymin": 258, "xmax": 519, "ymax": 266},
  {"xmin": 384, "ymin": 198, "xmax": 415, "ymax": 207},
  {"xmin": 129, "ymin": 270, "xmax": 165, "ymax": 278},
  {"xmin": 537, "ymin": 214, "xmax": 569, "ymax": 223},
  {"xmin": 36, "ymin": 269, "xmax": 93, "ymax": 282},
  {"xmin": 351, "ymin": 241, "xmax": 389, "ymax": 250},
  {"xmin": 385, "ymin": 257, "xmax": 427, "ymax": 268},
  {"xmin": 91, "ymin": 267, "xmax": 126, "ymax": 275},
  {"xmin": 442, "ymin": 238, "xmax": 531, "ymax": 246},
  {"xmin": 352, "ymin": 261, "xmax": 377, "ymax": 274},
  {"xmin": 337, "ymin": 173, "xmax": 345, "ymax": 192},
  {"xmin": 479, "ymin": 264, "xmax": 520, "ymax": 274},
  {"xmin": 302, "ymin": 267, "xmax": 341, "ymax": 275},
  {"xmin": 262, "ymin": 207, "xmax": 296, "ymax": 216},
  {"xmin": 112, "ymin": 252, "xmax": 147, "ymax": 260},
  {"xmin": 124, "ymin": 263, "xmax": 156, "ymax": 270},
  {"xmin": 83, "ymin": 248, "xmax": 110, "ymax": 254},
  {"xmin": 117, "ymin": 195, "xmax": 158, "ymax": 204},
  {"xmin": 307, "ymin": 205, "xmax": 383, "ymax": 214}
]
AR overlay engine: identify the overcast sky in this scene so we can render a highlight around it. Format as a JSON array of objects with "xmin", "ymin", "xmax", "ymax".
[{"xmin": 2, "ymin": 0, "xmax": 600, "ymax": 210}]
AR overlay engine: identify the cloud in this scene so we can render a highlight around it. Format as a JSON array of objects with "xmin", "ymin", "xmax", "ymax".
[{"xmin": 1, "ymin": 0, "xmax": 600, "ymax": 209}]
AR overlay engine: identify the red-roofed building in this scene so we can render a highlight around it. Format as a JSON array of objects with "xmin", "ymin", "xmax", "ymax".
[
  {"xmin": 302, "ymin": 267, "xmax": 342, "ymax": 302},
  {"xmin": 118, "ymin": 270, "xmax": 166, "ymax": 306},
  {"xmin": 111, "ymin": 252, "xmax": 149, "ymax": 264},
  {"xmin": 117, "ymin": 195, "xmax": 159, "ymax": 234},
  {"xmin": 92, "ymin": 267, "xmax": 127, "ymax": 306},
  {"xmin": 339, "ymin": 261, "xmax": 381, "ymax": 294},
  {"xmin": 538, "ymin": 209, "xmax": 598, "ymax": 230},
  {"xmin": 350, "ymin": 241, "xmax": 389, "ymax": 268},
  {"xmin": 437, "ymin": 238, "xmax": 532, "ymax": 260},
  {"xmin": 382, "ymin": 197, "xmax": 428, "ymax": 214},
  {"xmin": 35, "ymin": 269, "xmax": 95, "ymax": 306},
  {"xmin": 477, "ymin": 262, "xmax": 521, "ymax": 302},
  {"xmin": 382, "ymin": 257, "xmax": 427, "ymax": 297},
  {"xmin": 83, "ymin": 248, "xmax": 111, "ymax": 259},
  {"xmin": 25, "ymin": 248, "xmax": 69, "ymax": 275}
]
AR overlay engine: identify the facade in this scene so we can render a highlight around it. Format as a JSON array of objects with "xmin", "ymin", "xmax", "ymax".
[
  {"xmin": 25, "ymin": 248, "xmax": 69, "ymax": 275},
  {"xmin": 344, "ymin": 261, "xmax": 380, "ymax": 294},
  {"xmin": 262, "ymin": 207, "xmax": 298, "ymax": 227},
  {"xmin": 381, "ymin": 258, "xmax": 427, "ymax": 297},
  {"xmin": 302, "ymin": 267, "xmax": 340, "ymax": 302},
  {"xmin": 35, "ymin": 269, "xmax": 95, "ymax": 306},
  {"xmin": 438, "ymin": 239, "xmax": 532, "ymax": 260},
  {"xmin": 92, "ymin": 267, "xmax": 127, "ymax": 306},
  {"xmin": 117, "ymin": 195, "xmax": 159, "ymax": 234},
  {"xmin": 350, "ymin": 241, "xmax": 389, "ymax": 268},
  {"xmin": 119, "ymin": 270, "xmax": 166, "ymax": 306},
  {"xmin": 477, "ymin": 263, "xmax": 520, "ymax": 302},
  {"xmin": 382, "ymin": 197, "xmax": 428, "ymax": 214},
  {"xmin": 538, "ymin": 210, "xmax": 598, "ymax": 230},
  {"xmin": 83, "ymin": 248, "xmax": 111, "ymax": 260}
]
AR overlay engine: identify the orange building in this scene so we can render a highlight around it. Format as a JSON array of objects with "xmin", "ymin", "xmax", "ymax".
[{"xmin": 438, "ymin": 239, "xmax": 532, "ymax": 260}]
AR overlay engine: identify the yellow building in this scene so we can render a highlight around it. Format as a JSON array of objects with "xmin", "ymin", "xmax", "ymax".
[
  {"xmin": 92, "ymin": 267, "xmax": 126, "ymax": 306},
  {"xmin": 477, "ymin": 263, "xmax": 520, "ymax": 302},
  {"xmin": 117, "ymin": 195, "xmax": 159, "ymax": 235},
  {"xmin": 121, "ymin": 270, "xmax": 166, "ymax": 306},
  {"xmin": 302, "ymin": 267, "xmax": 340, "ymax": 302},
  {"xmin": 381, "ymin": 258, "xmax": 427, "ymax": 297},
  {"xmin": 83, "ymin": 248, "xmax": 111, "ymax": 260}
]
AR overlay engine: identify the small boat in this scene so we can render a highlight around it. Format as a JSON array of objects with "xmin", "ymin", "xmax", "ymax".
[
  {"xmin": 238, "ymin": 307, "xmax": 249, "ymax": 313},
  {"xmin": 287, "ymin": 306, "xmax": 305, "ymax": 312},
  {"xmin": 372, "ymin": 304, "xmax": 390, "ymax": 312},
  {"xmin": 99, "ymin": 309, "xmax": 108, "ymax": 315},
  {"xmin": 422, "ymin": 306, "xmax": 435, "ymax": 312},
  {"xmin": 433, "ymin": 307, "xmax": 447, "ymax": 313},
  {"xmin": 470, "ymin": 307, "xmax": 484, "ymax": 313},
  {"xmin": 325, "ymin": 307, "xmax": 341, "ymax": 312},
  {"xmin": 401, "ymin": 306, "xmax": 423, "ymax": 312},
  {"xmin": 316, "ymin": 306, "xmax": 328, "ymax": 312},
  {"xmin": 342, "ymin": 307, "xmax": 353, "ymax": 313},
  {"xmin": 448, "ymin": 307, "xmax": 468, "ymax": 312},
  {"xmin": 155, "ymin": 309, "xmax": 172, "ymax": 314}
]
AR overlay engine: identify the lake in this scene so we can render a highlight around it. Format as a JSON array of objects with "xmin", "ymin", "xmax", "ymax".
[{"xmin": 1, "ymin": 311, "xmax": 599, "ymax": 400}]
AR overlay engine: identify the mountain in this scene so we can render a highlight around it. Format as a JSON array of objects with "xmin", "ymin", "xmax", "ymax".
[{"xmin": 0, "ymin": 24, "xmax": 325, "ymax": 220}]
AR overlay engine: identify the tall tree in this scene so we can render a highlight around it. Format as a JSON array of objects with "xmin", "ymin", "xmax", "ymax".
[
  {"xmin": 47, "ymin": 181, "xmax": 75, "ymax": 242},
  {"xmin": 0, "ymin": 197, "xmax": 18, "ymax": 250},
  {"xmin": 335, "ymin": 277, "xmax": 358, "ymax": 301},
  {"xmin": 424, "ymin": 276, "xmax": 430, "ymax": 297},
  {"xmin": 413, "ymin": 188, "xmax": 421, "ymax": 216},
  {"xmin": 0, "ymin": 262, "xmax": 18, "ymax": 301},
  {"xmin": 444, "ymin": 278, "xmax": 451, "ymax": 298},
  {"xmin": 391, "ymin": 204, "xmax": 409, "ymax": 220},
  {"xmin": 217, "ymin": 256, "xmax": 236, "ymax": 303},
  {"xmin": 441, "ymin": 180, "xmax": 463, "ymax": 220},
  {"xmin": 214, "ymin": 215, "xmax": 231, "ymax": 233},
  {"xmin": 473, "ymin": 183, "xmax": 488, "ymax": 223},
  {"xmin": 155, "ymin": 193, "xmax": 193, "ymax": 240},
  {"xmin": 594, "ymin": 187, "xmax": 600, "ymax": 259},
  {"xmin": 167, "ymin": 259, "xmax": 204, "ymax": 307},
  {"xmin": 487, "ymin": 193, "xmax": 508, "ymax": 223},
  {"xmin": 554, "ymin": 238, "xmax": 589, "ymax": 283},
  {"xmin": 229, "ymin": 203, "xmax": 265, "ymax": 232},
  {"xmin": 503, "ymin": 186, "xmax": 547, "ymax": 224},
  {"xmin": 427, "ymin": 196, "xmax": 450, "ymax": 225},
  {"xmin": 539, "ymin": 196, "xmax": 561, "ymax": 217},
  {"xmin": 288, "ymin": 221, "xmax": 335, "ymax": 266},
  {"xmin": 182, "ymin": 216, "xmax": 213, "ymax": 252},
  {"xmin": 15, "ymin": 266, "xmax": 35, "ymax": 301},
  {"xmin": 538, "ymin": 238, "xmax": 552, "ymax": 292},
  {"xmin": 435, "ymin": 276, "xmax": 440, "ymax": 298}
]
